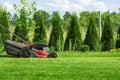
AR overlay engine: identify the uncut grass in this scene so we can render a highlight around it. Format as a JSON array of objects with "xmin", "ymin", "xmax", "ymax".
[{"xmin": 0, "ymin": 52, "xmax": 120, "ymax": 80}]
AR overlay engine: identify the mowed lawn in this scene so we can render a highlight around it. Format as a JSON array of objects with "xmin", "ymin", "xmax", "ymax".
[{"xmin": 0, "ymin": 52, "xmax": 120, "ymax": 80}]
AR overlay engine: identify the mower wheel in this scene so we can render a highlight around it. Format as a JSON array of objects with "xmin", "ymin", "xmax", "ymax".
[{"xmin": 20, "ymin": 48, "xmax": 31, "ymax": 58}]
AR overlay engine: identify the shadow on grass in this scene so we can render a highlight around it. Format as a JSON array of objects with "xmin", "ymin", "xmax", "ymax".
[
  {"xmin": 0, "ymin": 52, "xmax": 17, "ymax": 58},
  {"xmin": 0, "ymin": 55, "xmax": 16, "ymax": 58}
]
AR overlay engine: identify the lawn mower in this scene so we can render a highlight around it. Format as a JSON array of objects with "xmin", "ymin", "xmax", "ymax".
[
  {"xmin": 4, "ymin": 40, "xmax": 57, "ymax": 58},
  {"xmin": 0, "ymin": 24, "xmax": 57, "ymax": 58}
]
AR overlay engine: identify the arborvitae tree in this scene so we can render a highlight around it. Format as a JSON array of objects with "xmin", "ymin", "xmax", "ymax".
[
  {"xmin": 12, "ymin": 24, "xmax": 21, "ymax": 41},
  {"xmin": 63, "ymin": 11, "xmax": 71, "ymax": 30},
  {"xmin": 42, "ymin": 10, "xmax": 51, "ymax": 28},
  {"xmin": 49, "ymin": 11, "xmax": 63, "ymax": 51},
  {"xmin": 0, "ymin": 7, "xmax": 11, "ymax": 51},
  {"xmin": 0, "ymin": 7, "xmax": 11, "ymax": 40},
  {"xmin": 64, "ymin": 13, "xmax": 82, "ymax": 51},
  {"xmin": 34, "ymin": 10, "xmax": 51, "ymax": 28},
  {"xmin": 84, "ymin": 14, "xmax": 101, "ymax": 51},
  {"xmin": 79, "ymin": 11, "xmax": 90, "ymax": 28},
  {"xmin": 116, "ymin": 27, "xmax": 120, "ymax": 48},
  {"xmin": 33, "ymin": 10, "xmax": 47, "ymax": 43},
  {"xmin": 101, "ymin": 13, "xmax": 115, "ymax": 51}
]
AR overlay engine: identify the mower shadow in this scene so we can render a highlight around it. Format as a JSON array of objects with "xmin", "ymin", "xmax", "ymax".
[
  {"xmin": 0, "ymin": 52, "xmax": 16, "ymax": 58},
  {"xmin": 0, "ymin": 55, "xmax": 16, "ymax": 58}
]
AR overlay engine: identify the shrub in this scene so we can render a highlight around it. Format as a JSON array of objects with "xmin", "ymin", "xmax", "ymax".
[
  {"xmin": 81, "ymin": 45, "xmax": 90, "ymax": 52},
  {"xmin": 110, "ymin": 48, "xmax": 120, "ymax": 52},
  {"xmin": 49, "ymin": 46, "xmax": 55, "ymax": 52}
]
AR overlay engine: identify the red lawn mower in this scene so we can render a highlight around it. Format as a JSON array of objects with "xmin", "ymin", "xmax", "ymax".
[
  {"xmin": 4, "ymin": 40, "xmax": 57, "ymax": 58},
  {"xmin": 0, "ymin": 24, "xmax": 57, "ymax": 58}
]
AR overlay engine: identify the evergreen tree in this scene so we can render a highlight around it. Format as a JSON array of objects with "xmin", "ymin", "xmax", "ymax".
[
  {"xmin": 79, "ymin": 11, "xmax": 90, "ymax": 28},
  {"xmin": 12, "ymin": 14, "xmax": 19, "ymax": 41},
  {"xmin": 0, "ymin": 7, "xmax": 11, "ymax": 41},
  {"xmin": 64, "ymin": 13, "xmax": 82, "ymax": 51},
  {"xmin": 63, "ymin": 11, "xmax": 71, "ymax": 30},
  {"xmin": 34, "ymin": 10, "xmax": 51, "ymax": 28},
  {"xmin": 33, "ymin": 10, "xmax": 47, "ymax": 43},
  {"xmin": 101, "ymin": 13, "xmax": 115, "ymax": 51},
  {"xmin": 0, "ymin": 7, "xmax": 11, "ymax": 51},
  {"xmin": 49, "ymin": 11, "xmax": 63, "ymax": 51},
  {"xmin": 84, "ymin": 14, "xmax": 101, "ymax": 51},
  {"xmin": 42, "ymin": 10, "xmax": 51, "ymax": 27},
  {"xmin": 12, "ymin": 24, "xmax": 20, "ymax": 41},
  {"xmin": 116, "ymin": 27, "xmax": 120, "ymax": 48}
]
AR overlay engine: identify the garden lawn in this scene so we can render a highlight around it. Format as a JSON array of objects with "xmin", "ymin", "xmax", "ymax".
[{"xmin": 0, "ymin": 52, "xmax": 120, "ymax": 80}]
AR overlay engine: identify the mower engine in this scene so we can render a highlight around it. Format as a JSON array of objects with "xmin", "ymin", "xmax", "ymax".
[{"xmin": 4, "ymin": 40, "xmax": 57, "ymax": 58}]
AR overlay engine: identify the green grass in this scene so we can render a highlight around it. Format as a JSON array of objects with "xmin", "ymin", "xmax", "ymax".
[{"xmin": 0, "ymin": 52, "xmax": 120, "ymax": 80}]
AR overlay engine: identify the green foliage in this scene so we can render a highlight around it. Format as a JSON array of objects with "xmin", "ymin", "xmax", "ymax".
[
  {"xmin": 7, "ymin": 12, "xmax": 12, "ymax": 24},
  {"xmin": 0, "ymin": 7, "xmax": 11, "ymax": 52},
  {"xmin": 0, "ymin": 7, "xmax": 11, "ymax": 40},
  {"xmin": 13, "ymin": 14, "xmax": 29, "ymax": 42},
  {"xmin": 49, "ymin": 46, "xmax": 55, "ymax": 52},
  {"xmin": 42, "ymin": 10, "xmax": 51, "ymax": 27},
  {"xmin": 101, "ymin": 12, "xmax": 115, "ymax": 51},
  {"xmin": 34, "ymin": 10, "xmax": 51, "ymax": 28},
  {"xmin": 64, "ymin": 13, "xmax": 82, "ymax": 51},
  {"xmin": 13, "ymin": 0, "xmax": 36, "ymax": 43},
  {"xmin": 111, "ymin": 12, "xmax": 120, "ymax": 29},
  {"xmin": 11, "ymin": 14, "xmax": 19, "ymax": 26},
  {"xmin": 33, "ymin": 10, "xmax": 47, "ymax": 43},
  {"xmin": 110, "ymin": 48, "xmax": 120, "ymax": 52},
  {"xmin": 63, "ymin": 11, "xmax": 71, "ymax": 30},
  {"xmin": 116, "ymin": 27, "xmax": 120, "ymax": 48},
  {"xmin": 0, "ymin": 36, "xmax": 4, "ymax": 52},
  {"xmin": 49, "ymin": 11, "xmax": 64, "ymax": 51},
  {"xmin": 81, "ymin": 45, "xmax": 90, "ymax": 52},
  {"xmin": 84, "ymin": 14, "xmax": 101, "ymax": 51},
  {"xmin": 63, "ymin": 11, "xmax": 71, "ymax": 19},
  {"xmin": 79, "ymin": 11, "xmax": 90, "ymax": 27},
  {"xmin": 101, "ymin": 12, "xmax": 108, "ymax": 27},
  {"xmin": 101, "ymin": 12, "xmax": 120, "ymax": 31}
]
